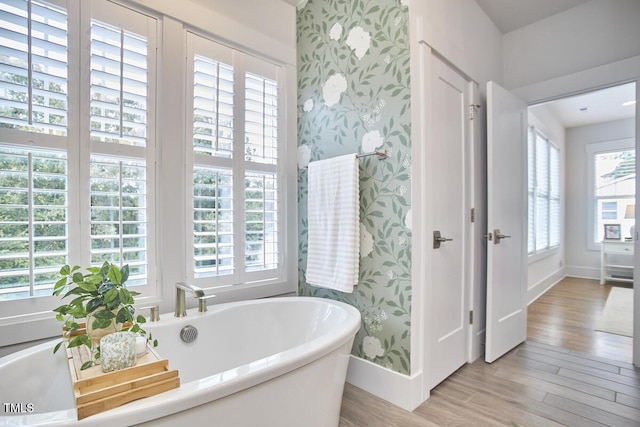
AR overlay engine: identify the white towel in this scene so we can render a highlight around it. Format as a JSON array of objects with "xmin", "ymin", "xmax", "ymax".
[{"xmin": 306, "ymin": 154, "xmax": 359, "ymax": 293}]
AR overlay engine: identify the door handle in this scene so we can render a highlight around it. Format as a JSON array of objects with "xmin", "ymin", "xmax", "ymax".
[
  {"xmin": 494, "ymin": 229, "xmax": 511, "ymax": 244},
  {"xmin": 433, "ymin": 230, "xmax": 453, "ymax": 249}
]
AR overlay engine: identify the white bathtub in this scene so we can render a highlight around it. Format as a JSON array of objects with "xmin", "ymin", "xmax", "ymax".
[{"xmin": 0, "ymin": 297, "xmax": 361, "ymax": 426}]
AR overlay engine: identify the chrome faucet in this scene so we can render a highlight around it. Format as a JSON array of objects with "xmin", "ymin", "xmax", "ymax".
[{"xmin": 175, "ymin": 282, "xmax": 204, "ymax": 317}]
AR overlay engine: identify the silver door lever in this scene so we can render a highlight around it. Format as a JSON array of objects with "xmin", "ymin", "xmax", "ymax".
[
  {"xmin": 494, "ymin": 229, "xmax": 511, "ymax": 244},
  {"xmin": 433, "ymin": 230, "xmax": 453, "ymax": 249}
]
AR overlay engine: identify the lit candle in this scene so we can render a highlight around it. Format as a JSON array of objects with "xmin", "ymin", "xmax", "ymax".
[{"xmin": 136, "ymin": 335, "xmax": 148, "ymax": 356}]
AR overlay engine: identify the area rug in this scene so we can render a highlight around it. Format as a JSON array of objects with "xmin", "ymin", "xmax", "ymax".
[{"xmin": 595, "ymin": 287, "xmax": 634, "ymax": 337}]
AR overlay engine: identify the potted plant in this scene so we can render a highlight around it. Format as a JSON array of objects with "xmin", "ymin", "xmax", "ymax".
[{"xmin": 52, "ymin": 261, "xmax": 156, "ymax": 369}]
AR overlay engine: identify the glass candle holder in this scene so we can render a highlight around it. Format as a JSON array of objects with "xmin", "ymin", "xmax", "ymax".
[{"xmin": 100, "ymin": 332, "xmax": 137, "ymax": 373}]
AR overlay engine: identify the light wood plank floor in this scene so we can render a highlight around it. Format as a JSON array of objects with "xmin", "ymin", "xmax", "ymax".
[{"xmin": 339, "ymin": 277, "xmax": 638, "ymax": 426}]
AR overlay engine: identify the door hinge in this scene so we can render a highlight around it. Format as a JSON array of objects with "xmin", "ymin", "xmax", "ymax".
[
  {"xmin": 470, "ymin": 208, "xmax": 475, "ymax": 223},
  {"xmin": 469, "ymin": 104, "xmax": 481, "ymax": 120},
  {"xmin": 469, "ymin": 310, "xmax": 474, "ymax": 325}
]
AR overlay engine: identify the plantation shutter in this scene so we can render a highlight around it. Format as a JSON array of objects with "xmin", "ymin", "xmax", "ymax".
[
  {"xmin": 0, "ymin": 0, "xmax": 68, "ymax": 135},
  {"xmin": 88, "ymin": 1, "xmax": 156, "ymax": 287},
  {"xmin": 0, "ymin": 0, "xmax": 68, "ymax": 301},
  {"xmin": 535, "ymin": 131, "xmax": 550, "ymax": 251},
  {"xmin": 243, "ymin": 62, "xmax": 279, "ymax": 274},
  {"xmin": 193, "ymin": 54, "xmax": 234, "ymax": 158},
  {"xmin": 549, "ymin": 145, "xmax": 560, "ymax": 247},
  {"xmin": 193, "ymin": 167, "xmax": 234, "ymax": 277},
  {"xmin": 90, "ymin": 19, "xmax": 148, "ymax": 146},
  {"xmin": 527, "ymin": 128, "xmax": 535, "ymax": 254},
  {"xmin": 0, "ymin": 146, "xmax": 68, "ymax": 298},
  {"xmin": 528, "ymin": 126, "xmax": 560, "ymax": 255},
  {"xmin": 89, "ymin": 155, "xmax": 148, "ymax": 284},
  {"xmin": 187, "ymin": 33, "xmax": 283, "ymax": 287}
]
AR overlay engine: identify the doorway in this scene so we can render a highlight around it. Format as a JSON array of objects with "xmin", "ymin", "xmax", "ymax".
[{"xmin": 526, "ymin": 81, "xmax": 637, "ymax": 363}]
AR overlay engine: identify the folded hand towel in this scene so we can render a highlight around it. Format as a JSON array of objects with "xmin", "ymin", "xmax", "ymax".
[{"xmin": 306, "ymin": 154, "xmax": 359, "ymax": 293}]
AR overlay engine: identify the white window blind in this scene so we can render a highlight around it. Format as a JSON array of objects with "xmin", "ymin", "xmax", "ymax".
[
  {"xmin": 527, "ymin": 129, "xmax": 535, "ymax": 254},
  {"xmin": 245, "ymin": 72, "xmax": 277, "ymax": 164},
  {"xmin": 0, "ymin": 0, "xmax": 68, "ymax": 135},
  {"xmin": 87, "ymin": 1, "xmax": 156, "ymax": 289},
  {"xmin": 528, "ymin": 126, "xmax": 560, "ymax": 255},
  {"xmin": 193, "ymin": 54, "xmax": 234, "ymax": 158},
  {"xmin": 244, "ymin": 171, "xmax": 278, "ymax": 272},
  {"xmin": 535, "ymin": 132, "xmax": 550, "ymax": 251},
  {"xmin": 90, "ymin": 19, "xmax": 148, "ymax": 147},
  {"xmin": 90, "ymin": 155, "xmax": 148, "ymax": 285},
  {"xmin": 0, "ymin": 146, "xmax": 67, "ymax": 300},
  {"xmin": 193, "ymin": 166, "xmax": 234, "ymax": 277},
  {"xmin": 187, "ymin": 32, "xmax": 283, "ymax": 288},
  {"xmin": 549, "ymin": 145, "xmax": 560, "ymax": 247}
]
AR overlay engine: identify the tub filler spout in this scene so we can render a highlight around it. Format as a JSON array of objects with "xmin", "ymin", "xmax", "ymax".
[{"xmin": 175, "ymin": 282, "xmax": 204, "ymax": 317}]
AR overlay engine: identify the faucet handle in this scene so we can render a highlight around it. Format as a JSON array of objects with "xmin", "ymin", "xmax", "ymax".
[
  {"xmin": 139, "ymin": 305, "xmax": 160, "ymax": 322},
  {"xmin": 198, "ymin": 294, "xmax": 216, "ymax": 313}
]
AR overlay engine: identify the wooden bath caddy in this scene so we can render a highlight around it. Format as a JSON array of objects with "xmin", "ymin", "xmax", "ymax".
[{"xmin": 63, "ymin": 324, "xmax": 180, "ymax": 420}]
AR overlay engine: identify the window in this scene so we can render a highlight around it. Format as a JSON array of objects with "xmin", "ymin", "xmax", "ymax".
[
  {"xmin": 0, "ymin": 0, "xmax": 69, "ymax": 303},
  {"xmin": 528, "ymin": 126, "xmax": 560, "ymax": 255},
  {"xmin": 186, "ymin": 33, "xmax": 283, "ymax": 289},
  {"xmin": 0, "ymin": 0, "xmax": 157, "ymax": 311},
  {"xmin": 0, "ymin": 0, "xmax": 294, "ymax": 342},
  {"xmin": 587, "ymin": 139, "xmax": 635, "ymax": 247},
  {"xmin": 88, "ymin": 2, "xmax": 156, "ymax": 290}
]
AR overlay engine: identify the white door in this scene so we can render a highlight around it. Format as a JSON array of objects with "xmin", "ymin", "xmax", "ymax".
[
  {"xmin": 485, "ymin": 81, "xmax": 528, "ymax": 363},
  {"xmin": 429, "ymin": 55, "xmax": 470, "ymax": 387}
]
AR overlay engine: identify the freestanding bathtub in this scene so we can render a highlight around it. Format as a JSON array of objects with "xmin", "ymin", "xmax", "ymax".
[{"xmin": 0, "ymin": 297, "xmax": 361, "ymax": 426}]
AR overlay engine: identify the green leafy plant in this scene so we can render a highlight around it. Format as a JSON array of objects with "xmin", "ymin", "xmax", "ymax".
[{"xmin": 52, "ymin": 261, "xmax": 157, "ymax": 369}]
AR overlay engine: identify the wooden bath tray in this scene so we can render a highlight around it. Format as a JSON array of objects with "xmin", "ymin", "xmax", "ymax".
[{"xmin": 63, "ymin": 326, "xmax": 180, "ymax": 420}]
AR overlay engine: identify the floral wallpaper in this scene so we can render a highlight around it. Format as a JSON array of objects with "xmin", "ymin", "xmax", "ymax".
[{"xmin": 296, "ymin": 0, "xmax": 412, "ymax": 374}]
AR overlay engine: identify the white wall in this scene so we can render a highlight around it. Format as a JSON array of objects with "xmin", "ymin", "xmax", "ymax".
[
  {"xmin": 526, "ymin": 108, "xmax": 566, "ymax": 302},
  {"xmin": 133, "ymin": 0, "xmax": 296, "ymax": 65},
  {"xmin": 565, "ymin": 118, "xmax": 636, "ymax": 278},
  {"xmin": 503, "ymin": 0, "xmax": 640, "ymax": 91}
]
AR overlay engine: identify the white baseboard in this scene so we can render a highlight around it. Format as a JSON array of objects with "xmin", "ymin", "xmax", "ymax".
[
  {"xmin": 565, "ymin": 265, "xmax": 600, "ymax": 280},
  {"xmin": 527, "ymin": 268, "xmax": 565, "ymax": 305},
  {"xmin": 345, "ymin": 355, "xmax": 426, "ymax": 412}
]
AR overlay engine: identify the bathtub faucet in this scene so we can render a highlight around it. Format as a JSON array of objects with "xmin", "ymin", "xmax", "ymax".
[{"xmin": 175, "ymin": 282, "xmax": 205, "ymax": 317}]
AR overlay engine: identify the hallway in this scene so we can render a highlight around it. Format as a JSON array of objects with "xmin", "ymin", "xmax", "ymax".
[{"xmin": 339, "ymin": 278, "xmax": 639, "ymax": 426}]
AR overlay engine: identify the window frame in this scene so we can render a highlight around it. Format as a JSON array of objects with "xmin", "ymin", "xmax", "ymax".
[
  {"xmin": 0, "ymin": 0, "xmax": 161, "ymax": 346},
  {"xmin": 586, "ymin": 138, "xmax": 636, "ymax": 251},
  {"xmin": 184, "ymin": 31, "xmax": 287, "ymax": 294},
  {"xmin": 0, "ymin": 0, "xmax": 297, "ymax": 349},
  {"xmin": 82, "ymin": 0, "xmax": 158, "ymax": 298}
]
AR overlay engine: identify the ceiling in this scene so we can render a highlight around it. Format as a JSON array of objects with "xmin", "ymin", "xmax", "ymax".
[
  {"xmin": 475, "ymin": 0, "xmax": 591, "ymax": 34},
  {"xmin": 530, "ymin": 83, "xmax": 636, "ymax": 129},
  {"xmin": 471, "ymin": 0, "xmax": 636, "ymax": 128}
]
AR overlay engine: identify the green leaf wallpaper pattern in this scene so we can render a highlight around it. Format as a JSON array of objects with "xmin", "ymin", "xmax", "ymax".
[{"xmin": 296, "ymin": 0, "xmax": 412, "ymax": 374}]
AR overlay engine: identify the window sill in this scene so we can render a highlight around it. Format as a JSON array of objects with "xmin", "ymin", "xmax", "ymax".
[
  {"xmin": 0, "ymin": 295, "xmax": 165, "ymax": 350},
  {"xmin": 528, "ymin": 247, "xmax": 560, "ymax": 264},
  {"xmin": 0, "ymin": 313, "xmax": 60, "ymax": 349}
]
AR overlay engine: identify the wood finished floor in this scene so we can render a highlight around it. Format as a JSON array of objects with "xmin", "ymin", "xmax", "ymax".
[{"xmin": 339, "ymin": 277, "xmax": 639, "ymax": 426}]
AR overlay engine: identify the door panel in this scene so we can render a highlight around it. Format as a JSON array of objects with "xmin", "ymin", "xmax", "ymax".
[
  {"xmin": 429, "ymin": 55, "xmax": 469, "ymax": 387},
  {"xmin": 485, "ymin": 81, "xmax": 528, "ymax": 363}
]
